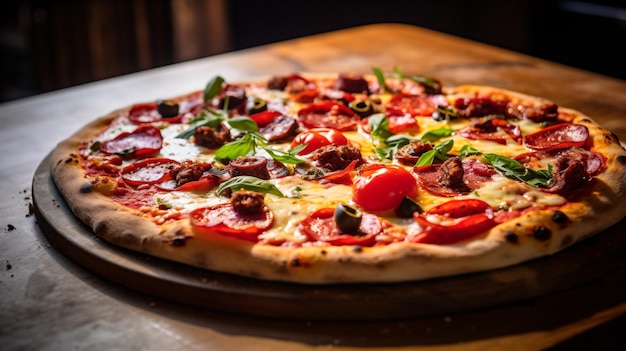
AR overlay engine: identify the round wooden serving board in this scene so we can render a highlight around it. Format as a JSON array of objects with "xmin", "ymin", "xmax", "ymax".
[{"xmin": 32, "ymin": 154, "xmax": 626, "ymax": 321}]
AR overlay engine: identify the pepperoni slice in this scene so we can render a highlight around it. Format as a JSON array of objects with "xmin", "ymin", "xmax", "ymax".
[
  {"xmin": 523, "ymin": 123, "xmax": 589, "ymax": 152},
  {"xmin": 457, "ymin": 119, "xmax": 521, "ymax": 145},
  {"xmin": 414, "ymin": 159, "xmax": 496, "ymax": 197},
  {"xmin": 120, "ymin": 158, "xmax": 179, "ymax": 187},
  {"xmin": 100, "ymin": 126, "xmax": 164, "ymax": 159},
  {"xmin": 190, "ymin": 203, "xmax": 273, "ymax": 242},
  {"xmin": 297, "ymin": 101, "xmax": 359, "ymax": 131},
  {"xmin": 128, "ymin": 102, "xmax": 184, "ymax": 124},
  {"xmin": 298, "ymin": 208, "xmax": 381, "ymax": 246},
  {"xmin": 385, "ymin": 94, "xmax": 447, "ymax": 117}
]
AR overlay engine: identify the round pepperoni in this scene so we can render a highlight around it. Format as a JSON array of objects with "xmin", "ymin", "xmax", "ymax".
[
  {"xmin": 297, "ymin": 101, "xmax": 359, "ymax": 131},
  {"xmin": 190, "ymin": 203, "xmax": 273, "ymax": 242},
  {"xmin": 100, "ymin": 126, "xmax": 163, "ymax": 159},
  {"xmin": 298, "ymin": 208, "xmax": 381, "ymax": 246},
  {"xmin": 120, "ymin": 158, "xmax": 179, "ymax": 187},
  {"xmin": 385, "ymin": 94, "xmax": 447, "ymax": 117},
  {"xmin": 523, "ymin": 123, "xmax": 589, "ymax": 152},
  {"xmin": 414, "ymin": 159, "xmax": 496, "ymax": 197}
]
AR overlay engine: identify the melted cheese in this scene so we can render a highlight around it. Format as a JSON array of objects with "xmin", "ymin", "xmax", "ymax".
[{"xmin": 91, "ymin": 81, "xmax": 571, "ymax": 245}]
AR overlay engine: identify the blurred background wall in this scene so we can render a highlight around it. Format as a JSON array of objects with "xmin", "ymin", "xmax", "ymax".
[{"xmin": 1, "ymin": 0, "xmax": 624, "ymax": 103}]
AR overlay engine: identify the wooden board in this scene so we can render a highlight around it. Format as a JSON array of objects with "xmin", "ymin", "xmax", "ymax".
[{"xmin": 32, "ymin": 154, "xmax": 626, "ymax": 321}]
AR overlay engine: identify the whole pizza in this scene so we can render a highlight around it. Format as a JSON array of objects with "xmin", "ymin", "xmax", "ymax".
[{"xmin": 50, "ymin": 68, "xmax": 626, "ymax": 284}]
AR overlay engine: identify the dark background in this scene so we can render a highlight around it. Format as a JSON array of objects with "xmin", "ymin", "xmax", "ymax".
[{"xmin": 1, "ymin": 0, "xmax": 625, "ymax": 103}]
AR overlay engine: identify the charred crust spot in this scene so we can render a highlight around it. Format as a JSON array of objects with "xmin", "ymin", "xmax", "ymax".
[
  {"xmin": 617, "ymin": 155, "xmax": 626, "ymax": 165},
  {"xmin": 64, "ymin": 157, "xmax": 73, "ymax": 163},
  {"xmin": 352, "ymin": 246, "xmax": 363, "ymax": 253},
  {"xmin": 291, "ymin": 257, "xmax": 301, "ymax": 267},
  {"xmin": 320, "ymin": 250, "xmax": 327, "ymax": 255},
  {"xmin": 170, "ymin": 236, "xmax": 187, "ymax": 247},
  {"xmin": 504, "ymin": 231, "xmax": 519, "ymax": 244},
  {"xmin": 552, "ymin": 210, "xmax": 569, "ymax": 224},
  {"xmin": 79, "ymin": 182, "xmax": 93, "ymax": 193},
  {"xmin": 578, "ymin": 118, "xmax": 592, "ymax": 123},
  {"xmin": 533, "ymin": 226, "xmax": 552, "ymax": 241}
]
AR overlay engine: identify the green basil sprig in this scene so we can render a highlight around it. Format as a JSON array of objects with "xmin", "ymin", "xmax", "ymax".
[
  {"xmin": 458, "ymin": 145, "xmax": 553, "ymax": 187},
  {"xmin": 369, "ymin": 114, "xmax": 453, "ymax": 160},
  {"xmin": 175, "ymin": 111, "xmax": 224, "ymax": 139},
  {"xmin": 392, "ymin": 66, "xmax": 438, "ymax": 91},
  {"xmin": 372, "ymin": 67, "xmax": 388, "ymax": 93},
  {"xmin": 262, "ymin": 145, "xmax": 306, "ymax": 164},
  {"xmin": 204, "ymin": 75, "xmax": 225, "ymax": 103},
  {"xmin": 415, "ymin": 139, "xmax": 453, "ymax": 166},
  {"xmin": 216, "ymin": 176, "xmax": 284, "ymax": 197}
]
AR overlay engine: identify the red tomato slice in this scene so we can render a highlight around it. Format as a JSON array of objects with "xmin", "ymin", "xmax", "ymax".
[
  {"xmin": 120, "ymin": 158, "xmax": 179, "ymax": 187},
  {"xmin": 190, "ymin": 203, "xmax": 273, "ymax": 242},
  {"xmin": 100, "ymin": 126, "xmax": 164, "ymax": 159},
  {"xmin": 297, "ymin": 101, "xmax": 359, "ymax": 131},
  {"xmin": 128, "ymin": 103, "xmax": 160, "ymax": 124},
  {"xmin": 249, "ymin": 110, "xmax": 282, "ymax": 127},
  {"xmin": 290, "ymin": 128, "xmax": 349, "ymax": 155},
  {"xmin": 412, "ymin": 213, "xmax": 496, "ymax": 245},
  {"xmin": 353, "ymin": 164, "xmax": 418, "ymax": 212},
  {"xmin": 523, "ymin": 123, "xmax": 589, "ymax": 152},
  {"xmin": 426, "ymin": 199, "xmax": 492, "ymax": 218},
  {"xmin": 298, "ymin": 208, "xmax": 380, "ymax": 246}
]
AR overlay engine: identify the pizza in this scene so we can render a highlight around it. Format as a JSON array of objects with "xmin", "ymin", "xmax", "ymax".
[{"xmin": 50, "ymin": 68, "xmax": 626, "ymax": 284}]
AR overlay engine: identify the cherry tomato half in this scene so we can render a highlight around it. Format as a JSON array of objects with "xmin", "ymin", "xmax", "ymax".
[
  {"xmin": 352, "ymin": 164, "xmax": 418, "ymax": 212},
  {"xmin": 290, "ymin": 128, "xmax": 349, "ymax": 155}
]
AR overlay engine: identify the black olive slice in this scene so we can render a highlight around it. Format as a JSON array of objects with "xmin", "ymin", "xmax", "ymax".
[
  {"xmin": 247, "ymin": 97, "xmax": 267, "ymax": 114},
  {"xmin": 395, "ymin": 196, "xmax": 423, "ymax": 218},
  {"xmin": 431, "ymin": 105, "xmax": 458, "ymax": 122},
  {"xmin": 157, "ymin": 99, "xmax": 180, "ymax": 118},
  {"xmin": 334, "ymin": 203, "xmax": 362, "ymax": 234},
  {"xmin": 349, "ymin": 100, "xmax": 373, "ymax": 117}
]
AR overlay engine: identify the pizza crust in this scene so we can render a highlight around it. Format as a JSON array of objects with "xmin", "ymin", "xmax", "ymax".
[{"xmin": 50, "ymin": 78, "xmax": 626, "ymax": 284}]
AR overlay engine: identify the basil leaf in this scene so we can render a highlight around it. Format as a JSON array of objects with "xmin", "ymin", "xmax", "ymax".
[
  {"xmin": 262, "ymin": 145, "xmax": 305, "ymax": 164},
  {"xmin": 415, "ymin": 150, "xmax": 436, "ymax": 167},
  {"xmin": 420, "ymin": 127, "xmax": 453, "ymax": 142},
  {"xmin": 393, "ymin": 65, "xmax": 437, "ymax": 90},
  {"xmin": 434, "ymin": 139, "xmax": 453, "ymax": 155},
  {"xmin": 204, "ymin": 75, "xmax": 225, "ymax": 103},
  {"xmin": 217, "ymin": 176, "xmax": 284, "ymax": 197},
  {"xmin": 386, "ymin": 134, "xmax": 412, "ymax": 148},
  {"xmin": 482, "ymin": 153, "xmax": 553, "ymax": 187},
  {"xmin": 414, "ymin": 139, "xmax": 453, "ymax": 166},
  {"xmin": 374, "ymin": 146, "xmax": 395, "ymax": 160},
  {"xmin": 175, "ymin": 115, "xmax": 223, "ymax": 139},
  {"xmin": 368, "ymin": 114, "xmax": 393, "ymax": 141},
  {"xmin": 458, "ymin": 145, "xmax": 482, "ymax": 157},
  {"xmin": 214, "ymin": 133, "xmax": 256, "ymax": 162},
  {"xmin": 227, "ymin": 116, "xmax": 258, "ymax": 132},
  {"xmin": 372, "ymin": 67, "xmax": 388, "ymax": 92}
]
